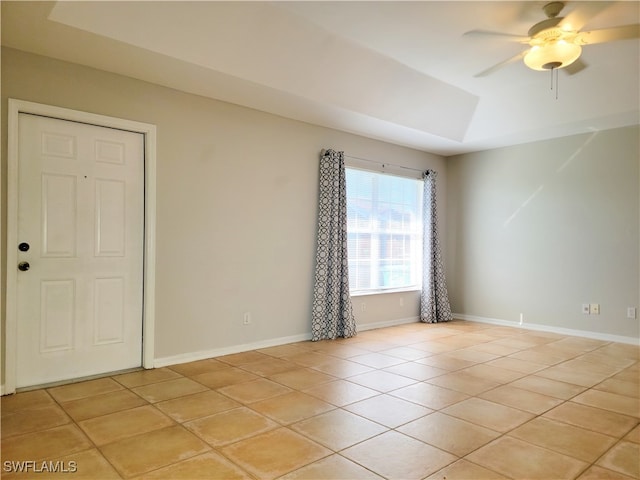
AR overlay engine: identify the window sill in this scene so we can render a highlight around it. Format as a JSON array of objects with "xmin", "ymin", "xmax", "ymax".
[{"xmin": 351, "ymin": 287, "xmax": 421, "ymax": 297}]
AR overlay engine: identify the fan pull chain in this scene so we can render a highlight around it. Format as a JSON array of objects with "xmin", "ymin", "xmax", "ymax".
[{"xmin": 550, "ymin": 67, "xmax": 559, "ymax": 100}]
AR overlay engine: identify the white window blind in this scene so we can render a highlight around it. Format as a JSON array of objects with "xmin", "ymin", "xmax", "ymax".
[{"xmin": 346, "ymin": 167, "xmax": 423, "ymax": 293}]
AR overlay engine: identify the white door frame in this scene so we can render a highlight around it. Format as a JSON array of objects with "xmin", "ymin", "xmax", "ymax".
[{"xmin": 4, "ymin": 99, "xmax": 156, "ymax": 394}]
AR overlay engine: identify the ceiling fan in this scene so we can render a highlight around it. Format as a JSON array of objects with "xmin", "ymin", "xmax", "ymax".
[{"xmin": 467, "ymin": 1, "xmax": 640, "ymax": 77}]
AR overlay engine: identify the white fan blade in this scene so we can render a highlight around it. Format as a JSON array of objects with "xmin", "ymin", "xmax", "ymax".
[
  {"xmin": 473, "ymin": 51, "xmax": 527, "ymax": 77},
  {"xmin": 576, "ymin": 24, "xmax": 640, "ymax": 45},
  {"xmin": 464, "ymin": 29, "xmax": 530, "ymax": 43},
  {"xmin": 562, "ymin": 2, "xmax": 611, "ymax": 31}
]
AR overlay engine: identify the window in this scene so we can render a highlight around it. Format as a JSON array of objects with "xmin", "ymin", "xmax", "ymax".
[{"xmin": 346, "ymin": 167, "xmax": 423, "ymax": 293}]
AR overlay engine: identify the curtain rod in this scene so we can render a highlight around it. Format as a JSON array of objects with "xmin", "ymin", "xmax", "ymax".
[
  {"xmin": 345, "ymin": 154, "xmax": 426, "ymax": 174},
  {"xmin": 321, "ymin": 149, "xmax": 428, "ymax": 174}
]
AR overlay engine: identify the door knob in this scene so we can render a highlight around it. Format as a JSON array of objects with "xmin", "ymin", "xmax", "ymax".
[
  {"xmin": 19, "ymin": 242, "xmax": 30, "ymax": 252},
  {"xmin": 18, "ymin": 262, "xmax": 30, "ymax": 272}
]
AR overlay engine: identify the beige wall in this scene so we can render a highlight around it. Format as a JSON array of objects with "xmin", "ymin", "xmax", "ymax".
[
  {"xmin": 1, "ymin": 47, "xmax": 444, "ymax": 377},
  {"xmin": 446, "ymin": 127, "xmax": 640, "ymax": 340}
]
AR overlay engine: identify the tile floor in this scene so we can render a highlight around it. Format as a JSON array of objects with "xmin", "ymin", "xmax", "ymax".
[{"xmin": 1, "ymin": 320, "xmax": 639, "ymax": 479}]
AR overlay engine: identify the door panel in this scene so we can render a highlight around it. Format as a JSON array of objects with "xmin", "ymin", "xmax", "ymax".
[{"xmin": 16, "ymin": 113, "xmax": 144, "ymax": 388}]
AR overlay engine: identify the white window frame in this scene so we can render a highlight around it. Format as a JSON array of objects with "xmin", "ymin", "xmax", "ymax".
[{"xmin": 345, "ymin": 159, "xmax": 423, "ymax": 296}]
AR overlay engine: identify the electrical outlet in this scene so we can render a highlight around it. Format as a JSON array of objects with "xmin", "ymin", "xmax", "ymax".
[
  {"xmin": 361, "ymin": 303, "xmax": 366, "ymax": 312},
  {"xmin": 399, "ymin": 297, "xmax": 404, "ymax": 307},
  {"xmin": 628, "ymin": 307, "xmax": 637, "ymax": 319},
  {"xmin": 582, "ymin": 304, "xmax": 590, "ymax": 314},
  {"xmin": 589, "ymin": 303, "xmax": 600, "ymax": 315},
  {"xmin": 243, "ymin": 312, "xmax": 251, "ymax": 325}
]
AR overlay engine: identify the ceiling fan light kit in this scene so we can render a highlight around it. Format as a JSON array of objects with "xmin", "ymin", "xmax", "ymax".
[
  {"xmin": 467, "ymin": 1, "xmax": 639, "ymax": 78},
  {"xmin": 524, "ymin": 40, "xmax": 582, "ymax": 71}
]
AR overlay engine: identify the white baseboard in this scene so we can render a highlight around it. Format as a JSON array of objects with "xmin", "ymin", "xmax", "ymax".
[
  {"xmin": 154, "ymin": 316, "xmax": 420, "ymax": 369},
  {"xmin": 454, "ymin": 313, "xmax": 639, "ymax": 346},
  {"xmin": 154, "ymin": 332, "xmax": 313, "ymax": 368},
  {"xmin": 357, "ymin": 316, "xmax": 420, "ymax": 332}
]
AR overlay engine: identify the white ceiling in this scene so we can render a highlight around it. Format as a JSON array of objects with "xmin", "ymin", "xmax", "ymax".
[{"xmin": 2, "ymin": 1, "xmax": 639, "ymax": 155}]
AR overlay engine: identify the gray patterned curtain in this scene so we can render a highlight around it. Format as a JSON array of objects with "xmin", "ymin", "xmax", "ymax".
[
  {"xmin": 421, "ymin": 170, "xmax": 453, "ymax": 323},
  {"xmin": 311, "ymin": 149, "xmax": 357, "ymax": 341}
]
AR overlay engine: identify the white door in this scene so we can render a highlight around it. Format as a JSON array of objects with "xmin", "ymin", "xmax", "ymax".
[{"xmin": 16, "ymin": 113, "xmax": 144, "ymax": 388}]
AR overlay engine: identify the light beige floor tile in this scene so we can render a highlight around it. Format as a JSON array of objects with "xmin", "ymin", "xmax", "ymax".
[
  {"xmin": 624, "ymin": 424, "xmax": 640, "ymax": 443},
  {"xmin": 282, "ymin": 352, "xmax": 336, "ymax": 368},
  {"xmin": 47, "ymin": 378, "xmax": 124, "ymax": 403},
  {"xmin": 410, "ymin": 341, "xmax": 461, "ymax": 354},
  {"xmin": 218, "ymin": 351, "xmax": 272, "ymax": 365},
  {"xmin": 398, "ymin": 412, "xmax": 500, "ymax": 456},
  {"xmin": 461, "ymin": 364, "xmax": 526, "ymax": 383},
  {"xmin": 1, "ymin": 404, "xmax": 70, "ymax": 438},
  {"xmin": 485, "ymin": 356, "xmax": 547, "ymax": 374},
  {"xmin": 349, "ymin": 352, "xmax": 406, "ymax": 369},
  {"xmin": 216, "ymin": 350, "xmax": 273, "ymax": 367},
  {"xmin": 190, "ymin": 367, "xmax": 259, "ymax": 389},
  {"xmin": 466, "ymin": 436, "xmax": 587, "ymax": 479},
  {"xmin": 508, "ymin": 349, "xmax": 567, "ymax": 366},
  {"xmin": 268, "ymin": 368, "xmax": 336, "ymax": 390},
  {"xmin": 291, "ymin": 409, "xmax": 387, "ymax": 450},
  {"xmin": 309, "ymin": 343, "xmax": 370, "ymax": 359},
  {"xmin": 185, "ymin": 406, "xmax": 277, "ymax": 447},
  {"xmin": 595, "ymin": 344, "xmax": 640, "ymax": 361},
  {"xmin": 509, "ymin": 374, "xmax": 587, "ymax": 399},
  {"xmin": 426, "ymin": 459, "xmax": 509, "ymax": 480},
  {"xmin": 579, "ymin": 351, "xmax": 637, "ymax": 370},
  {"xmin": 382, "ymin": 362, "xmax": 448, "ymax": 381},
  {"xmin": 543, "ymin": 401, "xmax": 638, "ymax": 438},
  {"xmin": 442, "ymin": 397, "xmax": 534, "ymax": 432},
  {"xmin": 380, "ymin": 346, "xmax": 429, "ymax": 361},
  {"xmin": 536, "ymin": 364, "xmax": 612, "ymax": 387},
  {"xmin": 444, "ymin": 348, "xmax": 499, "ymax": 363},
  {"xmin": 100, "ymin": 425, "xmax": 210, "ymax": 477},
  {"xmin": 577, "ymin": 465, "xmax": 636, "ymax": 480},
  {"xmin": 346, "ymin": 370, "xmax": 417, "ymax": 392},
  {"xmin": 279, "ymin": 453, "xmax": 384, "ymax": 480},
  {"xmin": 310, "ymin": 359, "xmax": 374, "ymax": 378},
  {"xmin": 135, "ymin": 451, "xmax": 250, "ymax": 479},
  {"xmin": 60, "ymin": 389, "xmax": 148, "ymax": 422},
  {"xmin": 613, "ymin": 366, "xmax": 640, "ymax": 383},
  {"xmin": 490, "ymin": 337, "xmax": 542, "ymax": 350},
  {"xmin": 1, "ymin": 424, "xmax": 92, "ymax": 462},
  {"xmin": 573, "ymin": 389, "xmax": 640, "ymax": 418},
  {"xmin": 132, "ymin": 378, "xmax": 209, "ymax": 403},
  {"xmin": 167, "ymin": 359, "xmax": 229, "ymax": 377},
  {"xmin": 114, "ymin": 368, "xmax": 182, "ymax": 389},
  {"xmin": 596, "ymin": 441, "xmax": 640, "ymax": 478},
  {"xmin": 155, "ymin": 390, "xmax": 240, "ymax": 422},
  {"xmin": 427, "ymin": 371, "xmax": 501, "ymax": 395},
  {"xmin": 510, "ymin": 416, "xmax": 617, "ymax": 462},
  {"xmin": 568, "ymin": 356, "xmax": 635, "ymax": 376},
  {"xmin": 302, "ymin": 380, "xmax": 378, "ymax": 407},
  {"xmin": 1, "ymin": 390, "xmax": 55, "ymax": 415},
  {"xmin": 595, "ymin": 378, "xmax": 640, "ymax": 398},
  {"xmin": 257, "ymin": 344, "xmax": 313, "ymax": 358},
  {"xmin": 552, "ymin": 336, "xmax": 607, "ymax": 352},
  {"xmin": 217, "ymin": 378, "xmax": 292, "ymax": 404},
  {"xmin": 341, "ymin": 430, "xmax": 456, "ymax": 480},
  {"xmin": 250, "ymin": 391, "xmax": 335, "ymax": 425},
  {"xmin": 239, "ymin": 358, "xmax": 300, "ymax": 376},
  {"xmin": 416, "ymin": 354, "xmax": 477, "ymax": 371},
  {"xmin": 78, "ymin": 405, "xmax": 173, "ymax": 446},
  {"xmin": 391, "ymin": 382, "xmax": 469, "ymax": 410},
  {"xmin": 344, "ymin": 394, "xmax": 432, "ymax": 428},
  {"xmin": 221, "ymin": 427, "xmax": 331, "ymax": 480},
  {"xmin": 479, "ymin": 384, "xmax": 563, "ymax": 414}
]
